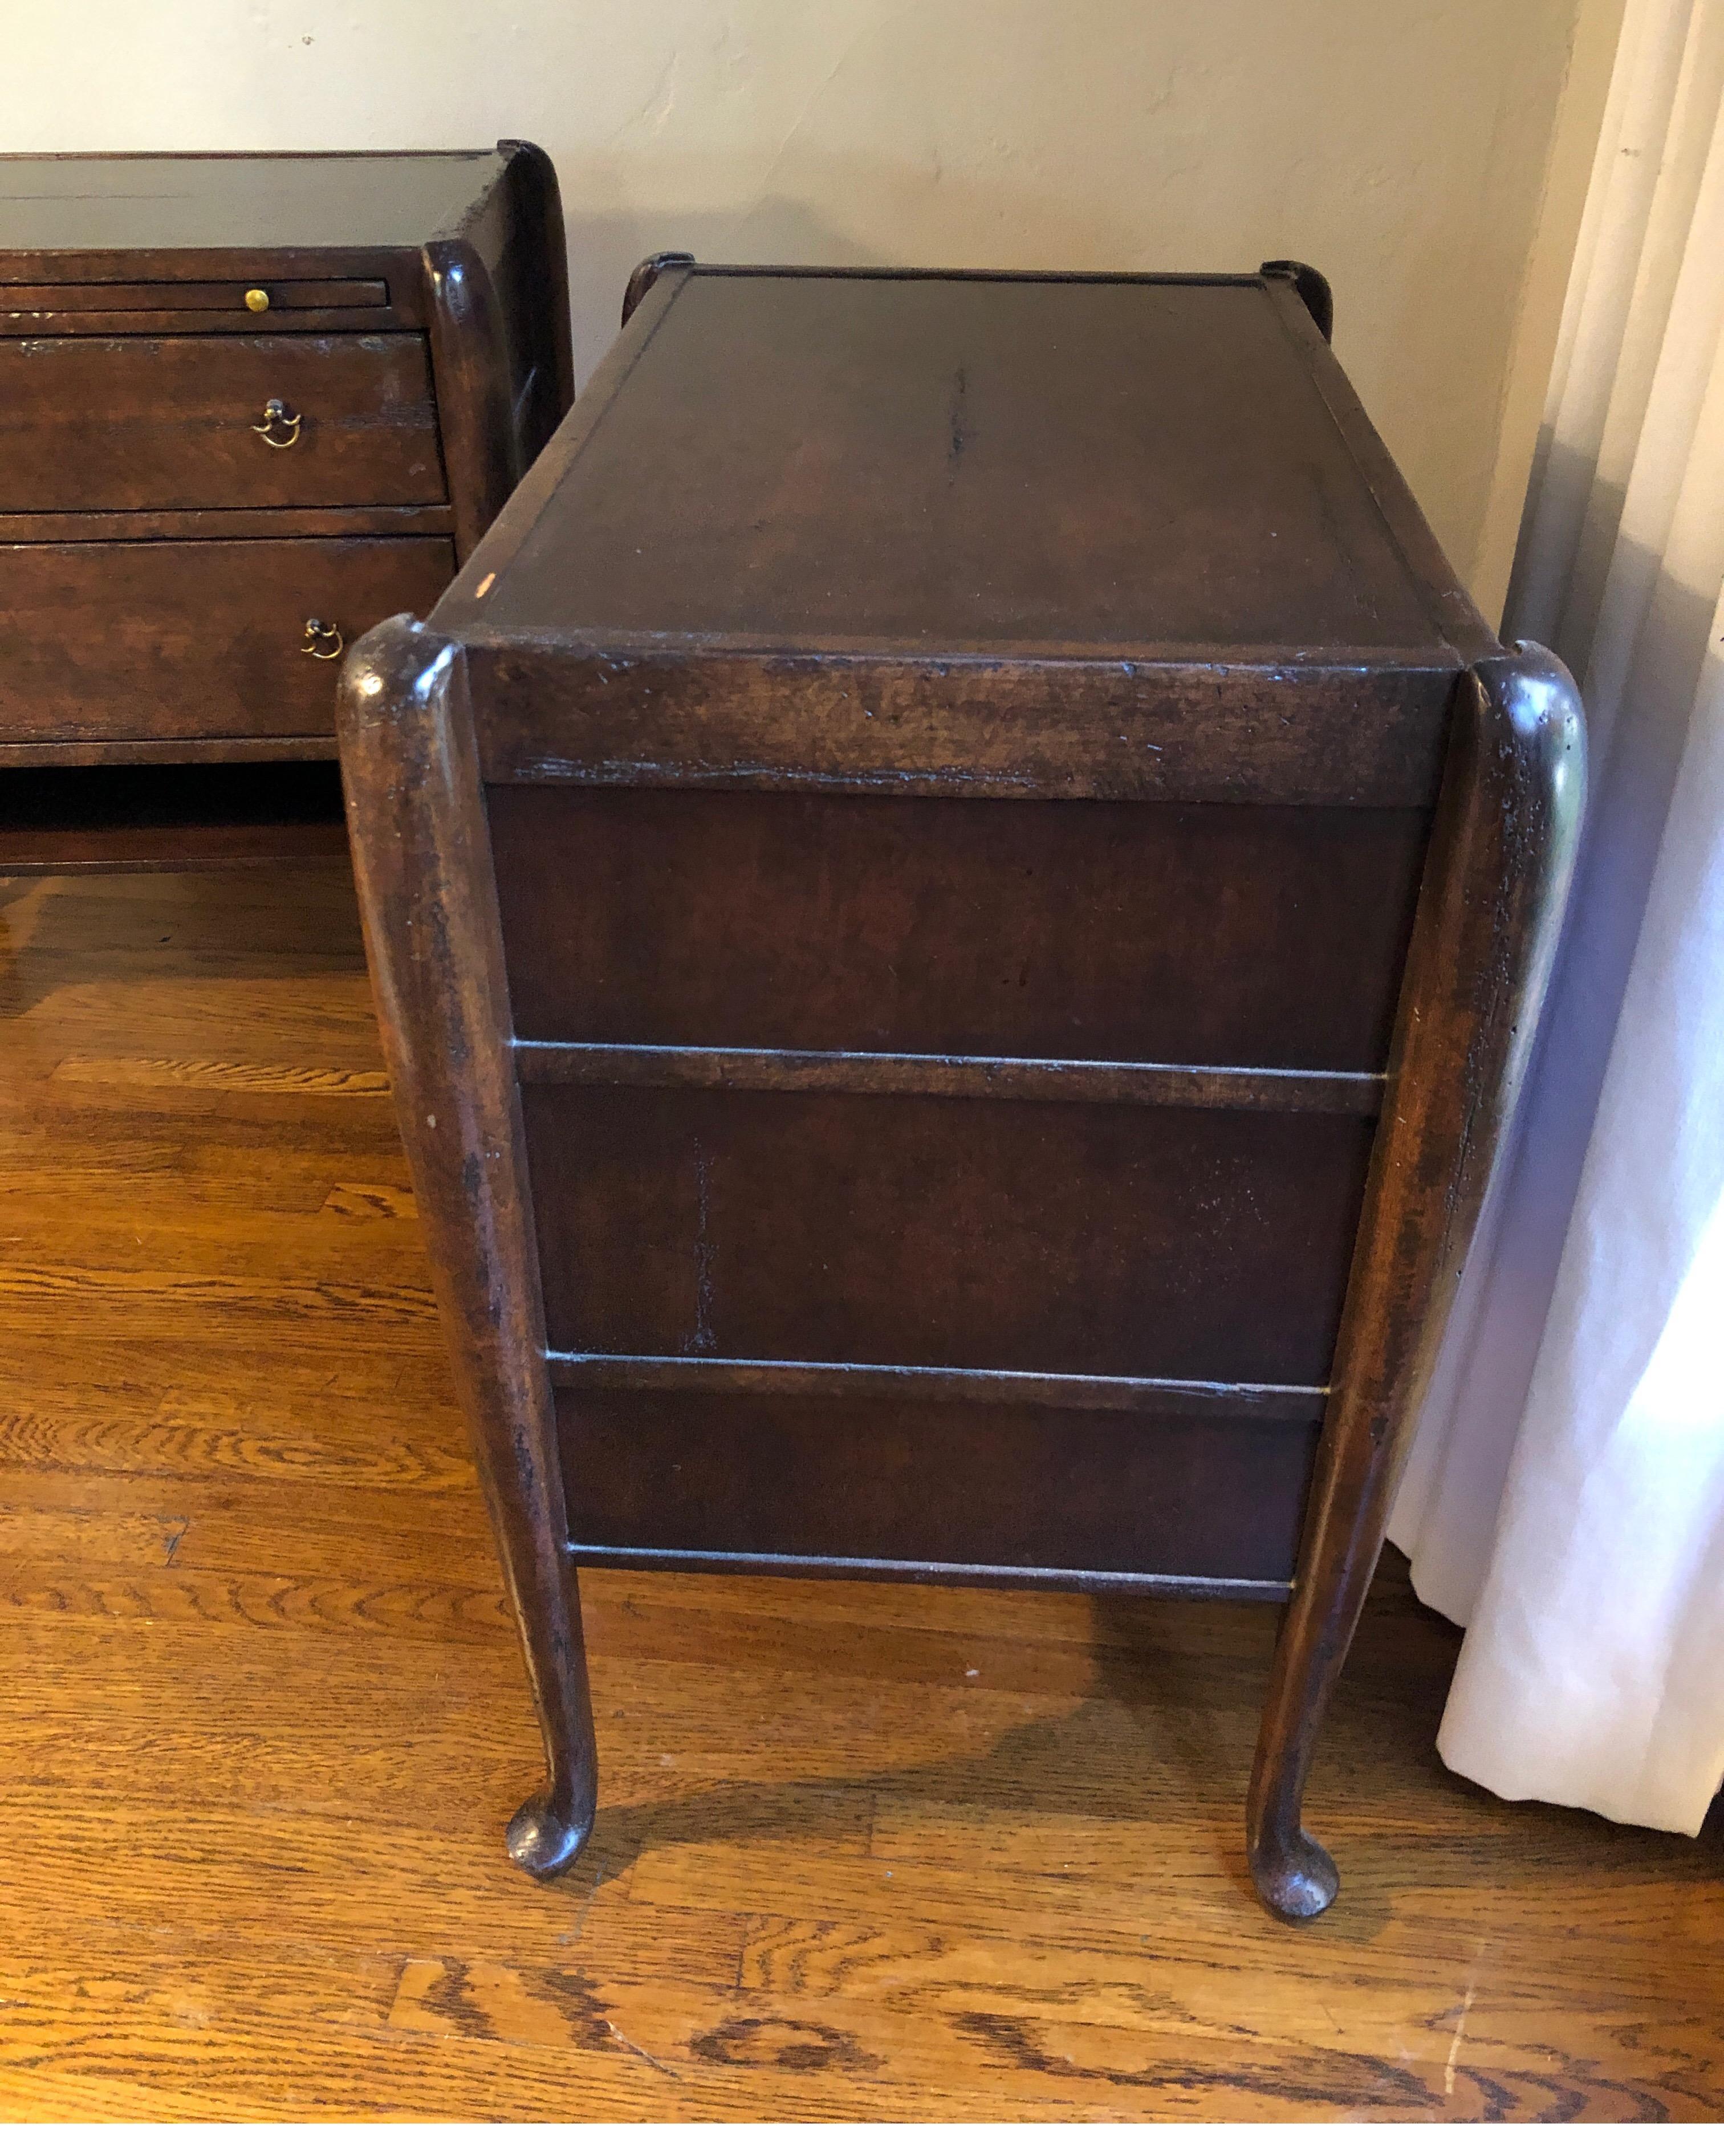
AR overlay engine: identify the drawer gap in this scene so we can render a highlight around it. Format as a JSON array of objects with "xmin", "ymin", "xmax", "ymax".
[
  {"xmin": 0, "ymin": 760, "xmax": 347, "ymax": 872},
  {"xmin": 567, "ymin": 1545, "xmax": 1295, "ymax": 1600},
  {"xmin": 0, "ymin": 280, "xmax": 389, "ymax": 312},
  {"xmin": 516, "ymin": 1040, "xmax": 1384, "ymax": 1115},
  {"xmin": 548, "ymin": 1350, "xmax": 1327, "ymax": 1423}
]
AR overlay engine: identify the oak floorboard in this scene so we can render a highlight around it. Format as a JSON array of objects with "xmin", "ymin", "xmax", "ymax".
[
  {"xmin": 0, "ymin": 2064, "xmax": 253, "ymax": 2125},
  {"xmin": 0, "ymin": 1402, "xmax": 471, "ymax": 1491},
  {"xmin": 1, "ymin": 863, "xmax": 1719, "ymax": 2124}
]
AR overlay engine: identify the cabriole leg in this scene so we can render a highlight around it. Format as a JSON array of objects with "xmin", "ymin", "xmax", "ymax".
[
  {"xmin": 1248, "ymin": 646, "xmax": 1585, "ymax": 1920},
  {"xmin": 338, "ymin": 614, "xmax": 597, "ymax": 1878}
]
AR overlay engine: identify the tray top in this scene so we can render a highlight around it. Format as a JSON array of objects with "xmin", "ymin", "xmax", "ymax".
[
  {"xmin": 437, "ymin": 265, "xmax": 1486, "ymax": 663},
  {"xmin": 0, "ymin": 150, "xmax": 509, "ymax": 255}
]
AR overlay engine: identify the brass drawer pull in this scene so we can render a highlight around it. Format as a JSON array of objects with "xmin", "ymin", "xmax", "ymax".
[
  {"xmin": 302, "ymin": 618, "xmax": 344, "ymax": 662},
  {"xmin": 253, "ymin": 397, "xmax": 301, "ymax": 449}
]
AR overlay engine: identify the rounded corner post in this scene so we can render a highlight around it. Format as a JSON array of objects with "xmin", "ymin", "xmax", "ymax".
[
  {"xmin": 621, "ymin": 251, "xmax": 697, "ymax": 329},
  {"xmin": 1245, "ymin": 641, "xmax": 1585, "ymax": 1921},
  {"xmin": 338, "ymin": 614, "xmax": 599, "ymax": 1881},
  {"xmin": 495, "ymin": 133, "xmax": 549, "ymax": 168},
  {"xmin": 421, "ymin": 234, "xmax": 514, "ymax": 562},
  {"xmin": 497, "ymin": 138, "xmax": 576, "ymax": 420},
  {"xmin": 1259, "ymin": 259, "xmax": 1334, "ymax": 343}
]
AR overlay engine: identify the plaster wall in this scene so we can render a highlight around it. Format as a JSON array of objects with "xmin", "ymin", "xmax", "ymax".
[{"xmin": 3, "ymin": 0, "xmax": 1605, "ymax": 606}]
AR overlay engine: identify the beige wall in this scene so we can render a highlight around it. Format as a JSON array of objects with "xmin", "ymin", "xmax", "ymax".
[{"xmin": 4, "ymin": 0, "xmax": 1598, "ymax": 608}]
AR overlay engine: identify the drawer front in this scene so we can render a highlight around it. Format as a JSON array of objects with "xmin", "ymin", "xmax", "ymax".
[
  {"xmin": 0, "ymin": 335, "xmax": 444, "ymax": 512},
  {"xmin": 559, "ymin": 1392, "xmax": 1318, "ymax": 1587},
  {"xmin": 0, "ymin": 536, "xmax": 455, "ymax": 745},
  {"xmin": 490, "ymin": 788, "xmax": 1428, "ymax": 1072},
  {"xmin": 523, "ymin": 1087, "xmax": 1374, "ymax": 1386}
]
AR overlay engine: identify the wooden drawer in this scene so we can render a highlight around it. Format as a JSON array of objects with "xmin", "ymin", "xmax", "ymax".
[
  {"xmin": 522, "ymin": 1086, "xmax": 1375, "ymax": 1385},
  {"xmin": 558, "ymin": 1392, "xmax": 1319, "ymax": 1588},
  {"xmin": 0, "ymin": 335, "xmax": 444, "ymax": 512},
  {"xmin": 490, "ymin": 788, "xmax": 1428, "ymax": 1072},
  {"xmin": 0, "ymin": 536, "xmax": 454, "ymax": 745}
]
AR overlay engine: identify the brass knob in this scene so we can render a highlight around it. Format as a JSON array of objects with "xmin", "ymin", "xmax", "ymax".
[
  {"xmin": 252, "ymin": 398, "xmax": 301, "ymax": 449},
  {"xmin": 302, "ymin": 619, "xmax": 344, "ymax": 662},
  {"xmin": 245, "ymin": 287, "xmax": 270, "ymax": 313}
]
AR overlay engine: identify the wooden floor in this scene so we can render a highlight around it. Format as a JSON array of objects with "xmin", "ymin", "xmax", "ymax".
[{"xmin": 1, "ymin": 862, "xmax": 1721, "ymax": 2125}]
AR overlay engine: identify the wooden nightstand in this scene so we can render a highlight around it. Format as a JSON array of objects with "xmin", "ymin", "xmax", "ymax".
[
  {"xmin": 0, "ymin": 147, "xmax": 571, "ymax": 868},
  {"xmin": 338, "ymin": 261, "xmax": 1585, "ymax": 1922}
]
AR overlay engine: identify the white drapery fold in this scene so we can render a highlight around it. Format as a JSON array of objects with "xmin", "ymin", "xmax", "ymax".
[{"xmin": 1387, "ymin": 0, "xmax": 1724, "ymax": 1833}]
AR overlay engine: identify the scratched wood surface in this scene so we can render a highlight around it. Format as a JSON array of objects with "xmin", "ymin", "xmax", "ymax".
[{"xmin": 1, "ymin": 862, "xmax": 1720, "ymax": 2124}]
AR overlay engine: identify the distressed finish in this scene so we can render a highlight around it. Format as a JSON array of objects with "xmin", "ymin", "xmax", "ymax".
[
  {"xmin": 0, "ymin": 334, "xmax": 444, "ymax": 512},
  {"xmin": 341, "ymin": 262, "xmax": 1585, "ymax": 1921},
  {"xmin": 0, "ymin": 147, "xmax": 572, "ymax": 869},
  {"xmin": 1, "ymin": 536, "xmax": 453, "ymax": 747},
  {"xmin": 339, "ymin": 618, "xmax": 597, "ymax": 1876},
  {"xmin": 1249, "ymin": 650, "xmax": 1585, "ymax": 1915}
]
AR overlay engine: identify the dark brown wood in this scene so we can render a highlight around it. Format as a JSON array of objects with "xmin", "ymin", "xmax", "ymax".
[
  {"xmin": 521, "ymin": 1085, "xmax": 1373, "ymax": 1383},
  {"xmin": 1246, "ymin": 645, "xmax": 1585, "ymax": 1921},
  {"xmin": 336, "ymin": 614, "xmax": 597, "ymax": 1880},
  {"xmin": 562, "ymin": 1545, "xmax": 1297, "ymax": 1600},
  {"xmin": 490, "ymin": 788, "xmax": 1425, "ymax": 1067},
  {"xmin": 339, "ymin": 265, "xmax": 1584, "ymax": 1919},
  {"xmin": 423, "ymin": 237, "xmax": 518, "ymax": 564},
  {"xmin": 545, "ymin": 1351, "xmax": 1325, "ymax": 1420},
  {"xmin": 470, "ymin": 646, "xmax": 1457, "ymax": 808},
  {"xmin": 557, "ymin": 1392, "xmax": 1318, "ymax": 1588},
  {"xmin": 0, "ymin": 734, "xmax": 341, "ymax": 768},
  {"xmin": 0, "ymin": 307, "xmax": 414, "ymax": 340},
  {"xmin": 0, "ymin": 146, "xmax": 573, "ymax": 855},
  {"xmin": 0, "ymin": 507, "xmax": 457, "ymax": 545},
  {"xmin": 422, "ymin": 143, "xmax": 575, "ymax": 564},
  {"xmin": 0, "ymin": 537, "xmax": 455, "ymax": 746},
  {"xmin": 497, "ymin": 140, "xmax": 578, "ymax": 453},
  {"xmin": 1262, "ymin": 276, "xmax": 1495, "ymax": 664},
  {"xmin": 0, "ymin": 150, "xmax": 513, "ymax": 262},
  {"xmin": 437, "ymin": 271, "xmax": 1466, "ymax": 655},
  {"xmin": 429, "ymin": 258, "xmax": 692, "ymax": 621},
  {"xmin": 514, "ymin": 1043, "xmax": 1385, "ymax": 1116},
  {"xmin": 0, "ymin": 821, "xmax": 348, "ymax": 873},
  {"xmin": 621, "ymin": 250, "xmax": 696, "ymax": 327},
  {"xmin": 1258, "ymin": 259, "xmax": 1333, "ymax": 343},
  {"xmin": 0, "ymin": 335, "xmax": 445, "ymax": 512},
  {"xmin": 0, "ymin": 279, "xmax": 390, "ymax": 316}
]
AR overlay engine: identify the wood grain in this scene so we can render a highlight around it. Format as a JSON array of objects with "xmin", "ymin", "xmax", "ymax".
[
  {"xmin": 490, "ymin": 788, "xmax": 1426, "ymax": 1069},
  {"xmin": 469, "ymin": 645, "xmax": 1457, "ymax": 809},
  {"xmin": 0, "ymin": 333, "xmax": 445, "ymax": 514},
  {"xmin": 1249, "ymin": 650, "xmax": 1587, "ymax": 1918},
  {"xmin": 524, "ymin": 1085, "xmax": 1374, "ymax": 1381},
  {"xmin": 0, "ymin": 535, "xmax": 455, "ymax": 747},
  {"xmin": 512, "ymin": 1043, "xmax": 1386, "ymax": 1117},
  {"xmin": 0, "ymin": 859, "xmax": 1718, "ymax": 2122},
  {"xmin": 339, "ymin": 619, "xmax": 598, "ymax": 1881}
]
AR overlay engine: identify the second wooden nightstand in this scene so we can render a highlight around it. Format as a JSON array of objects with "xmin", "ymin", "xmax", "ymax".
[{"xmin": 0, "ymin": 145, "xmax": 571, "ymax": 866}]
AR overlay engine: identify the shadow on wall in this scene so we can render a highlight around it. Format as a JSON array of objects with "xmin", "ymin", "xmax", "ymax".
[
  {"xmin": 545, "ymin": 145, "xmax": 1500, "ymax": 585},
  {"xmin": 554, "ymin": 149, "xmax": 1230, "ymax": 385},
  {"xmin": 563, "ymin": 196, "xmax": 876, "ymax": 373}
]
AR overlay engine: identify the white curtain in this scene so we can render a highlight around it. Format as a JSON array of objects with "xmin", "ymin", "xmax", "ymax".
[{"xmin": 1387, "ymin": 0, "xmax": 1724, "ymax": 1833}]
